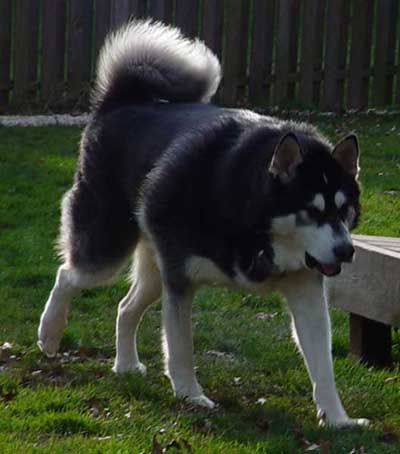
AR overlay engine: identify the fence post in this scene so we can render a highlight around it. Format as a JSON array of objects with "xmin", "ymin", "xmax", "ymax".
[
  {"xmin": 0, "ymin": 0, "xmax": 12, "ymax": 112},
  {"xmin": 175, "ymin": 0, "xmax": 200, "ymax": 38},
  {"xmin": 322, "ymin": 0, "xmax": 349, "ymax": 112},
  {"xmin": 13, "ymin": 0, "xmax": 40, "ymax": 107},
  {"xmin": 68, "ymin": 0, "xmax": 93, "ymax": 102},
  {"xmin": 300, "ymin": 0, "xmax": 323, "ymax": 108},
  {"xmin": 373, "ymin": 0, "xmax": 398, "ymax": 107},
  {"xmin": 94, "ymin": 0, "xmax": 112, "ymax": 60},
  {"xmin": 347, "ymin": 0, "xmax": 374, "ymax": 111},
  {"xmin": 249, "ymin": 0, "xmax": 276, "ymax": 107},
  {"xmin": 42, "ymin": 0, "xmax": 67, "ymax": 101},
  {"xmin": 220, "ymin": 0, "xmax": 250, "ymax": 106},
  {"xmin": 149, "ymin": 0, "xmax": 173, "ymax": 23},
  {"xmin": 274, "ymin": 0, "xmax": 300, "ymax": 107}
]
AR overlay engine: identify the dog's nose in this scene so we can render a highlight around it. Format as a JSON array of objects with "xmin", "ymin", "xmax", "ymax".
[{"xmin": 333, "ymin": 244, "xmax": 355, "ymax": 262}]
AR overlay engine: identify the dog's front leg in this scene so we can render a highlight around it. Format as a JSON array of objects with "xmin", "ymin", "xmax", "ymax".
[
  {"xmin": 282, "ymin": 271, "xmax": 368, "ymax": 428},
  {"xmin": 162, "ymin": 285, "xmax": 215, "ymax": 409}
]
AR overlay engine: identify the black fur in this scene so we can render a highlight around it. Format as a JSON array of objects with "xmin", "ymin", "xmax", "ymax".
[{"xmin": 61, "ymin": 102, "xmax": 360, "ymax": 285}]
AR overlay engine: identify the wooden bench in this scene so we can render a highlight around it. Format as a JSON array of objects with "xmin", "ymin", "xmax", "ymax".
[{"xmin": 327, "ymin": 234, "xmax": 400, "ymax": 367}]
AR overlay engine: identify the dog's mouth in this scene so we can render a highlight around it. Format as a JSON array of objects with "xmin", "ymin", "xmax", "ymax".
[{"xmin": 305, "ymin": 252, "xmax": 341, "ymax": 277}]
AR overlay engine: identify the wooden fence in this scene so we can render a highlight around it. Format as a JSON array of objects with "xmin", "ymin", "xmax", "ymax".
[{"xmin": 1, "ymin": 0, "xmax": 400, "ymax": 113}]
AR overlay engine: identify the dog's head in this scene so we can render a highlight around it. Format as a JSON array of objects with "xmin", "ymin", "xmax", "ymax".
[{"xmin": 269, "ymin": 132, "xmax": 360, "ymax": 277}]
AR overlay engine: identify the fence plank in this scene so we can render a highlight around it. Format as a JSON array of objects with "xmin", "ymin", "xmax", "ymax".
[
  {"xmin": 201, "ymin": 0, "xmax": 224, "ymax": 59},
  {"xmin": 287, "ymin": 0, "xmax": 300, "ymax": 100},
  {"xmin": 322, "ymin": 0, "xmax": 349, "ymax": 112},
  {"xmin": 111, "ymin": 0, "xmax": 134, "ymax": 28},
  {"xmin": 348, "ymin": 0, "xmax": 374, "ymax": 110},
  {"xmin": 13, "ymin": 0, "xmax": 40, "ymax": 104},
  {"xmin": 149, "ymin": 0, "xmax": 173, "ymax": 23},
  {"xmin": 312, "ymin": 0, "xmax": 326, "ymax": 106},
  {"xmin": 248, "ymin": 0, "xmax": 276, "ymax": 106},
  {"xmin": 94, "ymin": 0, "xmax": 111, "ymax": 59},
  {"xmin": 374, "ymin": 0, "xmax": 398, "ymax": 106},
  {"xmin": 0, "ymin": 0, "xmax": 12, "ymax": 110},
  {"xmin": 42, "ymin": 0, "xmax": 66, "ymax": 99},
  {"xmin": 68, "ymin": 0, "xmax": 93, "ymax": 94},
  {"xmin": 300, "ymin": 0, "xmax": 321, "ymax": 106},
  {"xmin": 275, "ymin": 0, "xmax": 300, "ymax": 105},
  {"xmin": 221, "ymin": 0, "xmax": 250, "ymax": 106},
  {"xmin": 175, "ymin": 0, "xmax": 200, "ymax": 38},
  {"xmin": 131, "ymin": 0, "xmax": 147, "ymax": 19}
]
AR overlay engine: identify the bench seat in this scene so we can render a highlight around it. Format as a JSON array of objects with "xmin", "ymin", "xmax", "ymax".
[{"xmin": 327, "ymin": 234, "xmax": 400, "ymax": 367}]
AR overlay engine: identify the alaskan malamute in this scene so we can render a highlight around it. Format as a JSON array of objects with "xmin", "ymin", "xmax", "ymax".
[{"xmin": 38, "ymin": 20, "xmax": 368, "ymax": 427}]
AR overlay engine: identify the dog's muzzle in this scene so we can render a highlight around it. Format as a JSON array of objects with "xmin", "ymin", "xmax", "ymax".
[{"xmin": 305, "ymin": 252, "xmax": 342, "ymax": 277}]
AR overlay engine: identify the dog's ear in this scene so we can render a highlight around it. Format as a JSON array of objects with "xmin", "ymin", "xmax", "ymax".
[
  {"xmin": 332, "ymin": 134, "xmax": 360, "ymax": 178},
  {"xmin": 269, "ymin": 133, "xmax": 303, "ymax": 183}
]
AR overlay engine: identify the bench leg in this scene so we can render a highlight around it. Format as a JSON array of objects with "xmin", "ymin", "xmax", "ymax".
[{"xmin": 349, "ymin": 313, "xmax": 392, "ymax": 367}]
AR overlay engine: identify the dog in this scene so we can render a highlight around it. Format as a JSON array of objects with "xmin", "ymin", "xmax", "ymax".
[{"xmin": 38, "ymin": 20, "xmax": 368, "ymax": 428}]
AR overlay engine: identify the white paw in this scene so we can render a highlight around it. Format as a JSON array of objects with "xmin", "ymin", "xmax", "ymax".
[
  {"xmin": 37, "ymin": 332, "xmax": 61, "ymax": 358},
  {"xmin": 186, "ymin": 394, "xmax": 216, "ymax": 409},
  {"xmin": 112, "ymin": 361, "xmax": 147, "ymax": 376},
  {"xmin": 320, "ymin": 416, "xmax": 370, "ymax": 429},
  {"xmin": 37, "ymin": 317, "xmax": 65, "ymax": 357}
]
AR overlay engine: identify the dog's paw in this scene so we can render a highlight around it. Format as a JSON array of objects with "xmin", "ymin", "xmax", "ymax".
[
  {"xmin": 186, "ymin": 394, "xmax": 216, "ymax": 409},
  {"xmin": 37, "ymin": 334, "xmax": 61, "ymax": 358},
  {"xmin": 319, "ymin": 416, "xmax": 370, "ymax": 429},
  {"xmin": 37, "ymin": 318, "xmax": 65, "ymax": 357},
  {"xmin": 112, "ymin": 361, "xmax": 147, "ymax": 376}
]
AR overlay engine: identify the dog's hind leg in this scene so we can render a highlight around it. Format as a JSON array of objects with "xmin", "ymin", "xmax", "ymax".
[
  {"xmin": 38, "ymin": 262, "xmax": 124, "ymax": 357},
  {"xmin": 281, "ymin": 270, "xmax": 369, "ymax": 428},
  {"xmin": 113, "ymin": 240, "xmax": 162, "ymax": 375},
  {"xmin": 38, "ymin": 183, "xmax": 137, "ymax": 357}
]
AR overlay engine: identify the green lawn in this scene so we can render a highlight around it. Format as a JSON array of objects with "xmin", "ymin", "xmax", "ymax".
[{"xmin": 0, "ymin": 116, "xmax": 399, "ymax": 453}]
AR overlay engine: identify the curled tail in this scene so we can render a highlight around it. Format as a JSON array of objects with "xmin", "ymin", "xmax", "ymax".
[{"xmin": 92, "ymin": 20, "xmax": 222, "ymax": 113}]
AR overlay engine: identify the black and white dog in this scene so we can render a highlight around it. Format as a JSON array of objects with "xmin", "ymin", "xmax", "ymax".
[{"xmin": 38, "ymin": 21, "xmax": 368, "ymax": 427}]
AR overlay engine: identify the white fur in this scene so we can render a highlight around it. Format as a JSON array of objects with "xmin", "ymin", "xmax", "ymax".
[
  {"xmin": 113, "ymin": 240, "xmax": 162, "ymax": 374},
  {"xmin": 270, "ymin": 214, "xmax": 296, "ymax": 235},
  {"xmin": 162, "ymin": 286, "xmax": 215, "ymax": 408},
  {"xmin": 38, "ymin": 263, "xmax": 123, "ymax": 357},
  {"xmin": 185, "ymin": 256, "xmax": 232, "ymax": 287},
  {"xmin": 346, "ymin": 206, "xmax": 356, "ymax": 228},
  {"xmin": 272, "ymin": 234, "xmax": 306, "ymax": 272},
  {"xmin": 272, "ymin": 220, "xmax": 353, "ymax": 271},
  {"xmin": 94, "ymin": 20, "xmax": 221, "ymax": 106},
  {"xmin": 311, "ymin": 193, "xmax": 325, "ymax": 212},
  {"xmin": 334, "ymin": 191, "xmax": 347, "ymax": 209},
  {"xmin": 282, "ymin": 271, "xmax": 368, "ymax": 427}
]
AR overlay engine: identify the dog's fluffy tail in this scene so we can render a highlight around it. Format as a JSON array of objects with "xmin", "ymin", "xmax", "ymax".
[{"xmin": 92, "ymin": 20, "xmax": 221, "ymax": 113}]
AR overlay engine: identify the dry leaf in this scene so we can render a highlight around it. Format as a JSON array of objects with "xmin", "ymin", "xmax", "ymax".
[
  {"xmin": 96, "ymin": 436, "xmax": 112, "ymax": 441},
  {"xmin": 90, "ymin": 406, "xmax": 100, "ymax": 417},
  {"xmin": 31, "ymin": 370, "xmax": 42, "ymax": 376},
  {"xmin": 384, "ymin": 376, "xmax": 399, "ymax": 383},
  {"xmin": 305, "ymin": 443, "xmax": 320, "ymax": 452},
  {"xmin": 256, "ymin": 312, "xmax": 278, "ymax": 320}
]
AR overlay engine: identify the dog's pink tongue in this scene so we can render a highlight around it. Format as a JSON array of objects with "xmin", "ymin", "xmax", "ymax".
[{"xmin": 321, "ymin": 263, "xmax": 339, "ymax": 276}]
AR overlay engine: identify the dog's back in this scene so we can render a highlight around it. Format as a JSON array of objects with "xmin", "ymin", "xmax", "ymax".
[{"xmin": 60, "ymin": 20, "xmax": 225, "ymax": 271}]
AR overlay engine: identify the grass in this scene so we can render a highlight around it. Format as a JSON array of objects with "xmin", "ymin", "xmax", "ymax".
[{"xmin": 0, "ymin": 115, "xmax": 399, "ymax": 453}]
